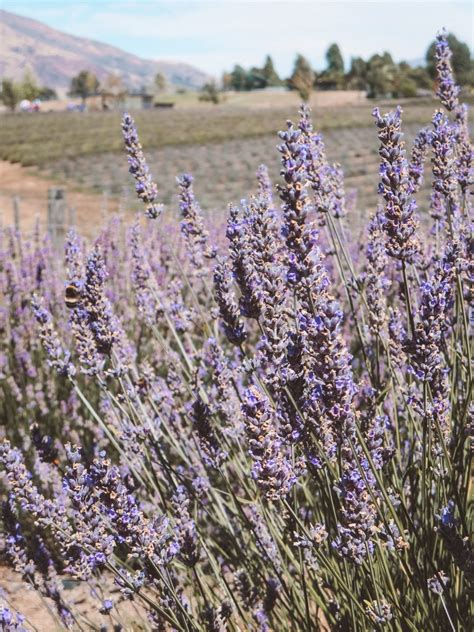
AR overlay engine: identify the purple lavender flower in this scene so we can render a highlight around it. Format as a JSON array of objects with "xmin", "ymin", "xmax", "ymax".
[
  {"xmin": 177, "ymin": 173, "xmax": 216, "ymax": 271},
  {"xmin": 242, "ymin": 385, "xmax": 295, "ymax": 500},
  {"xmin": 427, "ymin": 571, "xmax": 449, "ymax": 595},
  {"xmin": 171, "ymin": 485, "xmax": 199, "ymax": 567},
  {"xmin": 122, "ymin": 112, "xmax": 162, "ymax": 219},
  {"xmin": 408, "ymin": 128, "xmax": 431, "ymax": 193},
  {"xmin": 332, "ymin": 463, "xmax": 378, "ymax": 565},
  {"xmin": 373, "ymin": 106, "xmax": 420, "ymax": 262},
  {"xmin": 99, "ymin": 599, "xmax": 114, "ymax": 615},
  {"xmin": 431, "ymin": 111, "xmax": 458, "ymax": 204},
  {"xmin": 363, "ymin": 211, "xmax": 390, "ymax": 337},
  {"xmin": 30, "ymin": 424, "xmax": 59, "ymax": 464},
  {"xmin": 297, "ymin": 106, "xmax": 331, "ymax": 221},
  {"xmin": 256, "ymin": 164, "xmax": 274, "ymax": 205},
  {"xmin": 213, "ymin": 257, "xmax": 247, "ymax": 345},
  {"xmin": 277, "ymin": 114, "xmax": 316, "ymax": 290},
  {"xmin": 0, "ymin": 606, "xmax": 27, "ymax": 631},
  {"xmin": 453, "ymin": 104, "xmax": 473, "ymax": 197},
  {"xmin": 437, "ymin": 501, "xmax": 474, "ymax": 584},
  {"xmin": 226, "ymin": 203, "xmax": 263, "ymax": 319},
  {"xmin": 190, "ymin": 396, "xmax": 227, "ymax": 468},
  {"xmin": 31, "ymin": 295, "xmax": 75, "ymax": 377},
  {"xmin": 435, "ymin": 31, "xmax": 460, "ymax": 112},
  {"xmin": 365, "ymin": 601, "xmax": 393, "ymax": 624},
  {"xmin": 128, "ymin": 221, "xmax": 157, "ymax": 323}
]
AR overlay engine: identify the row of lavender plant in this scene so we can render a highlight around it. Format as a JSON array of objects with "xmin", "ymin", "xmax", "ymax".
[{"xmin": 0, "ymin": 33, "xmax": 472, "ymax": 631}]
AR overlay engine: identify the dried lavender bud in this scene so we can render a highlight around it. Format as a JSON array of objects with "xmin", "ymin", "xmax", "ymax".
[
  {"xmin": 373, "ymin": 106, "xmax": 420, "ymax": 262},
  {"xmin": 242, "ymin": 385, "xmax": 295, "ymax": 500},
  {"xmin": 122, "ymin": 112, "xmax": 162, "ymax": 219},
  {"xmin": 435, "ymin": 31, "xmax": 460, "ymax": 112}
]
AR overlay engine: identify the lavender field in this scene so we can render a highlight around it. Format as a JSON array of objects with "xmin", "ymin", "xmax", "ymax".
[{"xmin": 0, "ymin": 34, "xmax": 472, "ymax": 631}]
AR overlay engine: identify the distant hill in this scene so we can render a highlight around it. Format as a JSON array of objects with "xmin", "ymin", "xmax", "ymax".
[{"xmin": 0, "ymin": 9, "xmax": 210, "ymax": 93}]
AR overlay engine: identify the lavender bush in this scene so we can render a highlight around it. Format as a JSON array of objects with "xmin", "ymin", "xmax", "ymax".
[{"xmin": 0, "ymin": 34, "xmax": 472, "ymax": 631}]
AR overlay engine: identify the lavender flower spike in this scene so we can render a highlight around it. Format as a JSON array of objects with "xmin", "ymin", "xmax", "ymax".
[
  {"xmin": 373, "ymin": 106, "xmax": 420, "ymax": 262},
  {"xmin": 242, "ymin": 385, "xmax": 295, "ymax": 501},
  {"xmin": 177, "ymin": 173, "xmax": 216, "ymax": 270},
  {"xmin": 122, "ymin": 112, "xmax": 162, "ymax": 219},
  {"xmin": 31, "ymin": 294, "xmax": 76, "ymax": 378},
  {"xmin": 435, "ymin": 30, "xmax": 460, "ymax": 112},
  {"xmin": 213, "ymin": 257, "xmax": 247, "ymax": 346}
]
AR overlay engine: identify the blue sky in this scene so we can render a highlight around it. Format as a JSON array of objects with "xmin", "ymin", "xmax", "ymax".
[{"xmin": 2, "ymin": 1, "xmax": 473, "ymax": 76}]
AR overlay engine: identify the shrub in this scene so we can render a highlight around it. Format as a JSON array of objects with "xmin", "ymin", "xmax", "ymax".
[{"xmin": 0, "ymin": 34, "xmax": 472, "ymax": 630}]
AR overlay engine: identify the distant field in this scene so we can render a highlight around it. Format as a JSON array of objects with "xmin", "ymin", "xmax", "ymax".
[
  {"xmin": 43, "ymin": 122, "xmax": 435, "ymax": 225},
  {"xmin": 0, "ymin": 98, "xmax": 440, "ymax": 167}
]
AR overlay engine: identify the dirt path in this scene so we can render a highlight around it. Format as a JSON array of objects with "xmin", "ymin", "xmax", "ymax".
[{"xmin": 0, "ymin": 161, "xmax": 119, "ymax": 236}]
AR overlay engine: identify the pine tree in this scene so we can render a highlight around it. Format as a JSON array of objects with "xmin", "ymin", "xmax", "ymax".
[
  {"xmin": 262, "ymin": 55, "xmax": 281, "ymax": 87},
  {"xmin": 289, "ymin": 54, "xmax": 314, "ymax": 102}
]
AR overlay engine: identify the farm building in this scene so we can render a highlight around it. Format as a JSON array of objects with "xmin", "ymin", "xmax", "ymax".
[{"xmin": 123, "ymin": 90, "xmax": 155, "ymax": 110}]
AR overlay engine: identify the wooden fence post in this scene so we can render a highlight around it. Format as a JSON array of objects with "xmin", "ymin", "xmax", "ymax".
[
  {"xmin": 47, "ymin": 188, "xmax": 66, "ymax": 247},
  {"xmin": 13, "ymin": 196, "xmax": 20, "ymax": 232}
]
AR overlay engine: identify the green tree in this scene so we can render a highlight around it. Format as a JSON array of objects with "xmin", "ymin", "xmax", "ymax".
[
  {"xmin": 69, "ymin": 70, "xmax": 100, "ymax": 104},
  {"xmin": 228, "ymin": 65, "xmax": 248, "ymax": 91},
  {"xmin": 392, "ymin": 62, "xmax": 431, "ymax": 97},
  {"xmin": 199, "ymin": 81, "xmax": 220, "ymax": 104},
  {"xmin": 289, "ymin": 54, "xmax": 315, "ymax": 102},
  {"xmin": 262, "ymin": 55, "xmax": 281, "ymax": 87},
  {"xmin": 346, "ymin": 56, "xmax": 367, "ymax": 90},
  {"xmin": 154, "ymin": 72, "xmax": 167, "ymax": 93},
  {"xmin": 326, "ymin": 43, "xmax": 344, "ymax": 74},
  {"xmin": 0, "ymin": 79, "xmax": 22, "ymax": 112},
  {"xmin": 365, "ymin": 52, "xmax": 397, "ymax": 98},
  {"xmin": 426, "ymin": 33, "xmax": 473, "ymax": 86},
  {"xmin": 21, "ymin": 68, "xmax": 40, "ymax": 101},
  {"xmin": 246, "ymin": 67, "xmax": 266, "ymax": 90},
  {"xmin": 37, "ymin": 86, "xmax": 57, "ymax": 101}
]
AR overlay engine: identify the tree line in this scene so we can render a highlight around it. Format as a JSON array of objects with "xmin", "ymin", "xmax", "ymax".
[
  {"xmin": 0, "ymin": 69, "xmax": 57, "ymax": 111},
  {"xmin": 1, "ymin": 33, "xmax": 472, "ymax": 111},
  {"xmin": 222, "ymin": 33, "xmax": 473, "ymax": 101}
]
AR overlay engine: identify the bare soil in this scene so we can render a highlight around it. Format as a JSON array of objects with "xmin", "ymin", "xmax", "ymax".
[{"xmin": 0, "ymin": 161, "xmax": 118, "ymax": 236}]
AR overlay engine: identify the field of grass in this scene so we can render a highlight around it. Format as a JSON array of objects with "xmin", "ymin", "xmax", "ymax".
[{"xmin": 0, "ymin": 99, "xmax": 441, "ymax": 167}]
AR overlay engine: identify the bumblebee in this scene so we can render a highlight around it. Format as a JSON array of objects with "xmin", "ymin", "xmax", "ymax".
[{"xmin": 64, "ymin": 283, "xmax": 82, "ymax": 309}]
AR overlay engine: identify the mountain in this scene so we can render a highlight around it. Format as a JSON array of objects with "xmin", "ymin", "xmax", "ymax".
[{"xmin": 0, "ymin": 9, "xmax": 210, "ymax": 93}]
